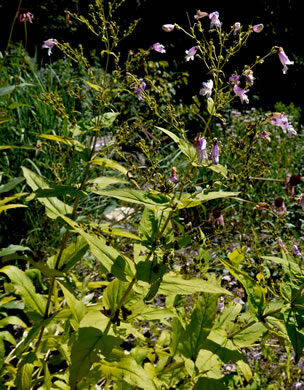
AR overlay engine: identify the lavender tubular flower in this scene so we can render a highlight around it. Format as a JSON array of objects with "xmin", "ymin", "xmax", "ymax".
[
  {"xmin": 193, "ymin": 134, "xmax": 208, "ymax": 164},
  {"xmin": 210, "ymin": 138, "xmax": 219, "ymax": 165},
  {"xmin": 273, "ymin": 46, "xmax": 294, "ymax": 74},
  {"xmin": 209, "ymin": 11, "xmax": 221, "ymax": 29},
  {"xmin": 169, "ymin": 167, "xmax": 178, "ymax": 184},
  {"xmin": 233, "ymin": 85, "xmax": 249, "ymax": 104},
  {"xmin": 162, "ymin": 24, "xmax": 175, "ymax": 32},
  {"xmin": 194, "ymin": 10, "xmax": 209, "ymax": 20},
  {"xmin": 252, "ymin": 24, "xmax": 264, "ymax": 33},
  {"xmin": 199, "ymin": 80, "xmax": 213, "ymax": 98},
  {"xmin": 185, "ymin": 46, "xmax": 197, "ymax": 61},
  {"xmin": 42, "ymin": 39, "xmax": 57, "ymax": 56},
  {"xmin": 152, "ymin": 42, "xmax": 166, "ymax": 53},
  {"xmin": 293, "ymin": 245, "xmax": 302, "ymax": 256}
]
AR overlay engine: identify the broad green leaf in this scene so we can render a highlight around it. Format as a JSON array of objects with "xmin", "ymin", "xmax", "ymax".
[
  {"xmin": 215, "ymin": 302, "xmax": 242, "ymax": 329},
  {"xmin": 193, "ymin": 377, "xmax": 226, "ymax": 389},
  {"xmin": 219, "ymin": 258, "xmax": 266, "ymax": 319},
  {"xmin": 0, "ymin": 266, "xmax": 46, "ymax": 319},
  {"xmin": 170, "ymin": 318, "xmax": 184, "ymax": 356},
  {"xmin": 158, "ymin": 272, "xmax": 232, "ymax": 296},
  {"xmin": 155, "ymin": 126, "xmax": 197, "ymax": 162},
  {"xmin": 0, "ymin": 316, "xmax": 27, "ymax": 329},
  {"xmin": 182, "ymin": 293, "xmax": 218, "ymax": 359},
  {"xmin": 236, "ymin": 360, "xmax": 252, "ymax": 382},
  {"xmin": 0, "ymin": 244, "xmax": 31, "ymax": 257},
  {"xmin": 35, "ymin": 186, "xmax": 87, "ymax": 199},
  {"xmin": 233, "ymin": 322, "xmax": 266, "ymax": 347},
  {"xmin": 22, "ymin": 166, "xmax": 73, "ymax": 219},
  {"xmin": 69, "ymin": 327, "xmax": 122, "ymax": 389},
  {"xmin": 15, "ymin": 352, "xmax": 37, "ymax": 390},
  {"xmin": 207, "ymin": 164, "xmax": 228, "ymax": 178},
  {"xmin": 103, "ymin": 279, "xmax": 138, "ymax": 313},
  {"xmin": 99, "ymin": 357, "xmax": 157, "ymax": 390},
  {"xmin": 38, "ymin": 134, "xmax": 85, "ymax": 151},
  {"xmin": 92, "ymin": 188, "xmax": 171, "ymax": 211},
  {"xmin": 58, "ymin": 282, "xmax": 86, "ymax": 327},
  {"xmin": 87, "ymin": 176, "xmax": 129, "ymax": 190},
  {"xmin": 88, "ymin": 222, "xmax": 140, "ymax": 241},
  {"xmin": 263, "ymin": 255, "xmax": 301, "ymax": 276},
  {"xmin": 195, "ymin": 349, "xmax": 223, "ymax": 379},
  {"xmin": 179, "ymin": 191, "xmax": 239, "ymax": 209},
  {"xmin": 60, "ymin": 215, "xmax": 136, "ymax": 281},
  {"xmin": 139, "ymin": 307, "xmax": 176, "ymax": 320},
  {"xmin": 227, "ymin": 247, "xmax": 245, "ymax": 265},
  {"xmin": 79, "ymin": 310, "xmax": 109, "ymax": 332},
  {"xmin": 94, "ymin": 112, "xmax": 120, "ymax": 129},
  {"xmin": 0, "ymin": 177, "xmax": 24, "ymax": 194}
]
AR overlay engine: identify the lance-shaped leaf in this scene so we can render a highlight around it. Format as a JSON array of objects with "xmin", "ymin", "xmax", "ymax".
[
  {"xmin": 92, "ymin": 188, "xmax": 172, "ymax": 211},
  {"xmin": 87, "ymin": 176, "xmax": 129, "ymax": 190},
  {"xmin": 58, "ymin": 282, "xmax": 86, "ymax": 328},
  {"xmin": 182, "ymin": 293, "xmax": 219, "ymax": 359},
  {"xmin": 38, "ymin": 134, "xmax": 86, "ymax": 151},
  {"xmin": 158, "ymin": 272, "xmax": 232, "ymax": 296},
  {"xmin": 0, "ymin": 192, "xmax": 27, "ymax": 214},
  {"xmin": 219, "ymin": 258, "xmax": 266, "ymax": 319},
  {"xmin": 15, "ymin": 352, "xmax": 37, "ymax": 390},
  {"xmin": 284, "ymin": 307, "xmax": 304, "ymax": 362},
  {"xmin": 0, "ymin": 177, "xmax": 24, "ymax": 194},
  {"xmin": 155, "ymin": 126, "xmax": 197, "ymax": 162},
  {"xmin": 22, "ymin": 166, "xmax": 73, "ymax": 219},
  {"xmin": 178, "ymin": 191, "xmax": 239, "ymax": 209},
  {"xmin": 0, "ymin": 266, "xmax": 46, "ymax": 319},
  {"xmin": 60, "ymin": 215, "xmax": 136, "ymax": 281}
]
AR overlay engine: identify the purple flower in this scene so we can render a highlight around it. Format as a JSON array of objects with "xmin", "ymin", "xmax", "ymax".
[
  {"xmin": 260, "ymin": 131, "xmax": 271, "ymax": 142},
  {"xmin": 229, "ymin": 74, "xmax": 241, "ymax": 85},
  {"xmin": 162, "ymin": 24, "xmax": 175, "ymax": 32},
  {"xmin": 233, "ymin": 85, "xmax": 249, "ymax": 104},
  {"xmin": 210, "ymin": 138, "xmax": 219, "ymax": 165},
  {"xmin": 293, "ymin": 245, "xmax": 302, "ymax": 256},
  {"xmin": 268, "ymin": 113, "xmax": 297, "ymax": 135},
  {"xmin": 152, "ymin": 42, "xmax": 166, "ymax": 53},
  {"xmin": 209, "ymin": 11, "xmax": 221, "ymax": 29},
  {"xmin": 273, "ymin": 46, "xmax": 294, "ymax": 74},
  {"xmin": 209, "ymin": 209, "xmax": 225, "ymax": 227},
  {"xmin": 169, "ymin": 167, "xmax": 178, "ymax": 184},
  {"xmin": 185, "ymin": 46, "xmax": 197, "ymax": 61},
  {"xmin": 19, "ymin": 11, "xmax": 34, "ymax": 23},
  {"xmin": 134, "ymin": 79, "xmax": 146, "ymax": 101},
  {"xmin": 42, "ymin": 39, "xmax": 57, "ymax": 56},
  {"xmin": 217, "ymin": 296, "xmax": 225, "ymax": 312},
  {"xmin": 232, "ymin": 22, "xmax": 241, "ymax": 35},
  {"xmin": 199, "ymin": 80, "xmax": 213, "ymax": 98},
  {"xmin": 273, "ymin": 197, "xmax": 287, "ymax": 217},
  {"xmin": 194, "ymin": 134, "xmax": 208, "ymax": 164},
  {"xmin": 252, "ymin": 24, "xmax": 264, "ymax": 33},
  {"xmin": 194, "ymin": 10, "xmax": 209, "ymax": 20}
]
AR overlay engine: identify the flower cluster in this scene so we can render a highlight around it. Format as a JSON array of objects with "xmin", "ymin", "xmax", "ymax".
[
  {"xmin": 19, "ymin": 10, "xmax": 34, "ymax": 23},
  {"xmin": 193, "ymin": 135, "xmax": 219, "ymax": 165}
]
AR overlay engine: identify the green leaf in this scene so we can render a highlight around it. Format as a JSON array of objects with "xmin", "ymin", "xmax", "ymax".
[
  {"xmin": 233, "ymin": 322, "xmax": 266, "ymax": 348},
  {"xmin": 58, "ymin": 282, "xmax": 86, "ymax": 328},
  {"xmin": 69, "ymin": 327, "xmax": 122, "ymax": 389},
  {"xmin": 60, "ymin": 215, "xmax": 136, "ymax": 281},
  {"xmin": 227, "ymin": 247, "xmax": 245, "ymax": 265},
  {"xmin": 0, "ymin": 266, "xmax": 46, "ymax": 319},
  {"xmin": 155, "ymin": 126, "xmax": 197, "ymax": 162},
  {"xmin": 103, "ymin": 279, "xmax": 137, "ymax": 313},
  {"xmin": 0, "ymin": 244, "xmax": 31, "ymax": 257},
  {"xmin": 96, "ymin": 112, "xmax": 120, "ymax": 129},
  {"xmin": 35, "ymin": 186, "xmax": 87, "ymax": 199},
  {"xmin": 90, "ymin": 158, "xmax": 128, "ymax": 176},
  {"xmin": 179, "ymin": 191, "xmax": 239, "ymax": 209},
  {"xmin": 219, "ymin": 258, "xmax": 266, "ymax": 319},
  {"xmin": 182, "ymin": 293, "xmax": 218, "ymax": 359},
  {"xmin": 158, "ymin": 272, "xmax": 232, "ymax": 296},
  {"xmin": 193, "ymin": 377, "xmax": 226, "ymax": 390},
  {"xmin": 91, "ymin": 188, "xmax": 172, "ymax": 211},
  {"xmin": 38, "ymin": 134, "xmax": 85, "ymax": 151},
  {"xmin": 0, "ymin": 177, "xmax": 24, "ymax": 194},
  {"xmin": 22, "ymin": 166, "xmax": 73, "ymax": 219},
  {"xmin": 0, "ymin": 316, "xmax": 27, "ymax": 329},
  {"xmin": 15, "ymin": 352, "xmax": 37, "ymax": 390},
  {"xmin": 207, "ymin": 164, "xmax": 228, "ymax": 178},
  {"xmin": 207, "ymin": 97, "xmax": 215, "ymax": 115},
  {"xmin": 47, "ymin": 236, "xmax": 88, "ymax": 272},
  {"xmin": 0, "ymin": 85, "xmax": 16, "ymax": 97},
  {"xmin": 87, "ymin": 176, "xmax": 129, "ymax": 190},
  {"xmin": 195, "ymin": 349, "xmax": 223, "ymax": 380},
  {"xmin": 99, "ymin": 357, "xmax": 157, "ymax": 390},
  {"xmin": 284, "ymin": 307, "xmax": 304, "ymax": 362}
]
